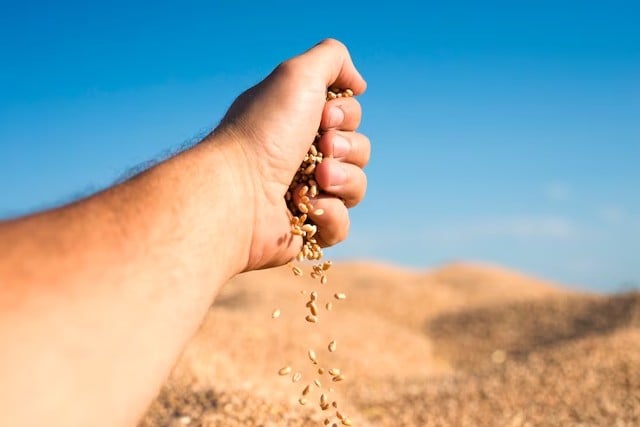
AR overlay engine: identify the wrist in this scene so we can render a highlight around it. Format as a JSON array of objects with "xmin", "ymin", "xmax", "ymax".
[{"xmin": 194, "ymin": 129, "xmax": 258, "ymax": 275}]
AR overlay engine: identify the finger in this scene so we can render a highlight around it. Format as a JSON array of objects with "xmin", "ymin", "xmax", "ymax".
[
  {"xmin": 320, "ymin": 97, "xmax": 362, "ymax": 131},
  {"xmin": 305, "ymin": 196, "xmax": 350, "ymax": 247},
  {"xmin": 318, "ymin": 131, "xmax": 371, "ymax": 168},
  {"xmin": 294, "ymin": 38, "xmax": 367, "ymax": 95},
  {"xmin": 314, "ymin": 159, "xmax": 367, "ymax": 208}
]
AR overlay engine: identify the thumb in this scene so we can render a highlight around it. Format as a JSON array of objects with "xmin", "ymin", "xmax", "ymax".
[{"xmin": 293, "ymin": 38, "xmax": 367, "ymax": 95}]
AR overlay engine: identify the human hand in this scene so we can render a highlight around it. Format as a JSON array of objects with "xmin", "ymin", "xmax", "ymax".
[{"xmin": 212, "ymin": 39, "xmax": 370, "ymax": 271}]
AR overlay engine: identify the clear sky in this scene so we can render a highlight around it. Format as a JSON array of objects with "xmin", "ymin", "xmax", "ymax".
[{"xmin": 1, "ymin": 0, "xmax": 638, "ymax": 291}]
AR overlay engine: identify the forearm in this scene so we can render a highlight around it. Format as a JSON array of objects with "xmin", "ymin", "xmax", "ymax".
[{"xmin": 0, "ymin": 136, "xmax": 251, "ymax": 426}]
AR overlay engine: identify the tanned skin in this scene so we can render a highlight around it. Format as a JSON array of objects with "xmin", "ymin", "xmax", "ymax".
[{"xmin": 0, "ymin": 39, "xmax": 370, "ymax": 426}]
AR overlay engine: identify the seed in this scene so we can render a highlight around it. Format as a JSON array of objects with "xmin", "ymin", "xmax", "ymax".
[
  {"xmin": 305, "ymin": 201, "xmax": 315, "ymax": 212},
  {"xmin": 342, "ymin": 418, "xmax": 353, "ymax": 426},
  {"xmin": 283, "ymin": 90, "xmax": 354, "ymax": 414},
  {"xmin": 324, "ymin": 419, "xmax": 331, "ymax": 426},
  {"xmin": 309, "ymin": 302, "xmax": 319, "ymax": 316},
  {"xmin": 320, "ymin": 393, "xmax": 328, "ymax": 407},
  {"xmin": 336, "ymin": 411, "xmax": 345, "ymax": 420},
  {"xmin": 278, "ymin": 366, "xmax": 292, "ymax": 376},
  {"xmin": 301, "ymin": 224, "xmax": 316, "ymax": 235},
  {"xmin": 307, "ymin": 226, "xmax": 318, "ymax": 238},
  {"xmin": 271, "ymin": 309, "xmax": 281, "ymax": 319}
]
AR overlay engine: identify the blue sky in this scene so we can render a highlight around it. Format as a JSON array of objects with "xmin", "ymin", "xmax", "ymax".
[{"xmin": 1, "ymin": 1, "xmax": 638, "ymax": 291}]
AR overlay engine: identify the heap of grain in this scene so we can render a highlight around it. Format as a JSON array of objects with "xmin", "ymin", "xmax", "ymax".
[{"xmin": 273, "ymin": 88, "xmax": 355, "ymax": 427}]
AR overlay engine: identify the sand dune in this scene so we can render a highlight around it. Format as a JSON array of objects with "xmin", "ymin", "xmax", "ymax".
[{"xmin": 140, "ymin": 262, "xmax": 639, "ymax": 426}]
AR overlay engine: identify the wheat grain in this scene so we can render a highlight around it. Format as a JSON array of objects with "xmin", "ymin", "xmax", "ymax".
[
  {"xmin": 278, "ymin": 366, "xmax": 292, "ymax": 376},
  {"xmin": 277, "ymin": 88, "xmax": 355, "ymax": 426}
]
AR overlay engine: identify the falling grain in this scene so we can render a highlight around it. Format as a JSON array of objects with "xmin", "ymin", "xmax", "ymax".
[{"xmin": 278, "ymin": 366, "xmax": 292, "ymax": 376}]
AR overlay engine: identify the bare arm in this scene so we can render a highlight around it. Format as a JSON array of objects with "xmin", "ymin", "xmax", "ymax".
[{"xmin": 0, "ymin": 39, "xmax": 369, "ymax": 427}]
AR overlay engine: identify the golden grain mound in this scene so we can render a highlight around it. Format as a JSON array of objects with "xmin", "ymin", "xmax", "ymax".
[{"xmin": 139, "ymin": 262, "xmax": 640, "ymax": 427}]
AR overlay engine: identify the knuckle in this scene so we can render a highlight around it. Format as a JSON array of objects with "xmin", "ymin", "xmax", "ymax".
[
  {"xmin": 337, "ymin": 216, "xmax": 350, "ymax": 242},
  {"xmin": 274, "ymin": 58, "xmax": 300, "ymax": 78},
  {"xmin": 323, "ymin": 206, "xmax": 350, "ymax": 246},
  {"xmin": 361, "ymin": 134, "xmax": 372, "ymax": 164},
  {"xmin": 347, "ymin": 172, "xmax": 367, "ymax": 208},
  {"xmin": 321, "ymin": 38, "xmax": 346, "ymax": 51}
]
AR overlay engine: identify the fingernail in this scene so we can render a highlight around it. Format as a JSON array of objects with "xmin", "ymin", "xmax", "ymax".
[
  {"xmin": 330, "ymin": 163, "xmax": 348, "ymax": 186},
  {"xmin": 332, "ymin": 134, "xmax": 350, "ymax": 158},
  {"xmin": 327, "ymin": 106, "xmax": 344, "ymax": 128}
]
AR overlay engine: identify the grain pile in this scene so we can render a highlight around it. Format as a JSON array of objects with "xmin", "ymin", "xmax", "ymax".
[
  {"xmin": 139, "ymin": 263, "xmax": 640, "ymax": 426},
  {"xmin": 273, "ymin": 88, "xmax": 355, "ymax": 426}
]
